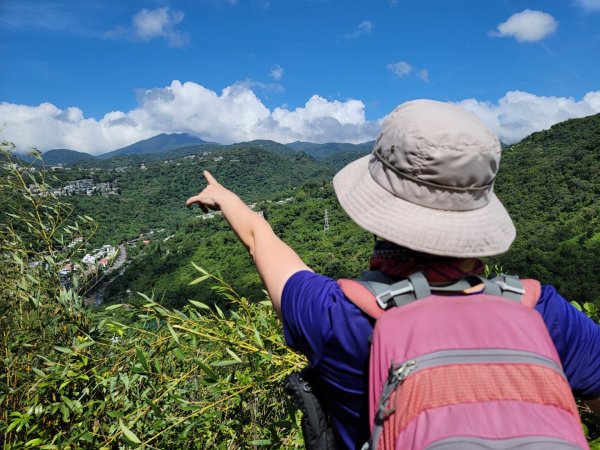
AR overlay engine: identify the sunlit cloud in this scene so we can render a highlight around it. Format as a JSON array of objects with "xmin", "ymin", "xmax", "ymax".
[
  {"xmin": 458, "ymin": 90, "xmax": 600, "ymax": 144},
  {"xmin": 387, "ymin": 61, "xmax": 413, "ymax": 77},
  {"xmin": 105, "ymin": 7, "xmax": 189, "ymax": 47},
  {"xmin": 1, "ymin": 81, "xmax": 378, "ymax": 154},
  {"xmin": 342, "ymin": 20, "xmax": 373, "ymax": 39},
  {"xmin": 388, "ymin": 61, "xmax": 430, "ymax": 82},
  {"xmin": 490, "ymin": 9, "xmax": 558, "ymax": 42},
  {"xmin": 3, "ymin": 83, "xmax": 600, "ymax": 154},
  {"xmin": 270, "ymin": 64, "xmax": 284, "ymax": 80},
  {"xmin": 573, "ymin": 0, "xmax": 600, "ymax": 11}
]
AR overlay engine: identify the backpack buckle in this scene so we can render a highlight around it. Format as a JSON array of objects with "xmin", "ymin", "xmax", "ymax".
[{"xmin": 376, "ymin": 283, "xmax": 414, "ymax": 310}]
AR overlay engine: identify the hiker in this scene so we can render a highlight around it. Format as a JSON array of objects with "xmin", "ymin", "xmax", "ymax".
[{"xmin": 186, "ymin": 99, "xmax": 600, "ymax": 449}]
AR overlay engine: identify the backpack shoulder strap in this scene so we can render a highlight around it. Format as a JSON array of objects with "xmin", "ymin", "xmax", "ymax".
[
  {"xmin": 485, "ymin": 274, "xmax": 541, "ymax": 307},
  {"xmin": 520, "ymin": 279, "xmax": 541, "ymax": 308},
  {"xmin": 338, "ymin": 272, "xmax": 430, "ymax": 319},
  {"xmin": 338, "ymin": 272, "xmax": 542, "ymax": 318}
]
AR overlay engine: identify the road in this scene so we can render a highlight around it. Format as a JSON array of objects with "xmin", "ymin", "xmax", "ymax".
[{"xmin": 84, "ymin": 244, "xmax": 127, "ymax": 306}]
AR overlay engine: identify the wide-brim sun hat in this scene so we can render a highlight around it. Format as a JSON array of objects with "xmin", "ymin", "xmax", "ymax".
[{"xmin": 333, "ymin": 99, "xmax": 515, "ymax": 257}]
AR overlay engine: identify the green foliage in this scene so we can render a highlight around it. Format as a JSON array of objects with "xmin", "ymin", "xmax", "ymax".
[
  {"xmin": 1, "ymin": 141, "xmax": 305, "ymax": 448},
  {"xmin": 104, "ymin": 182, "xmax": 372, "ymax": 309},
  {"xmin": 492, "ymin": 113, "xmax": 600, "ymax": 305},
  {"xmin": 49, "ymin": 144, "xmax": 334, "ymax": 247}
]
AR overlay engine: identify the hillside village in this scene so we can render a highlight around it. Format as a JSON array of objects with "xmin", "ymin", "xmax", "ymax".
[{"xmin": 38, "ymin": 179, "xmax": 120, "ymax": 197}]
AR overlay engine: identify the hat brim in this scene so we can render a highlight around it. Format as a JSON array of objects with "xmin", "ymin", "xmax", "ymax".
[{"xmin": 333, "ymin": 155, "xmax": 515, "ymax": 257}]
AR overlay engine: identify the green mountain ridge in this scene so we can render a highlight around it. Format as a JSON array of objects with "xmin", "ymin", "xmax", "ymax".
[
  {"xmin": 492, "ymin": 112, "xmax": 600, "ymax": 301},
  {"xmin": 98, "ymin": 132, "xmax": 212, "ymax": 159},
  {"xmin": 287, "ymin": 140, "xmax": 374, "ymax": 159}
]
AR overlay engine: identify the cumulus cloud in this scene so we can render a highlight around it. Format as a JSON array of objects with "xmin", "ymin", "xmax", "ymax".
[
  {"xmin": 270, "ymin": 64, "xmax": 284, "ymax": 80},
  {"xmin": 342, "ymin": 20, "xmax": 373, "ymax": 39},
  {"xmin": 573, "ymin": 0, "xmax": 600, "ymax": 11},
  {"xmin": 387, "ymin": 61, "xmax": 430, "ymax": 82},
  {"xmin": 388, "ymin": 61, "xmax": 413, "ymax": 77},
  {"xmin": 106, "ymin": 7, "xmax": 189, "ymax": 47},
  {"xmin": 490, "ymin": 9, "xmax": 558, "ymax": 42},
  {"xmin": 458, "ymin": 90, "xmax": 600, "ymax": 143},
  {"xmin": 418, "ymin": 69, "xmax": 429, "ymax": 82},
  {"xmin": 0, "ymin": 81, "xmax": 378, "ymax": 154},
  {"xmin": 4, "ymin": 83, "xmax": 599, "ymax": 155}
]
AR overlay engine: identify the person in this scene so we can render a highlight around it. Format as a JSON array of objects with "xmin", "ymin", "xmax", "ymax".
[{"xmin": 186, "ymin": 99, "xmax": 600, "ymax": 449}]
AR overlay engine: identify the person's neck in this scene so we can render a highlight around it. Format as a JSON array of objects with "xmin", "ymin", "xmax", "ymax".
[{"xmin": 369, "ymin": 241, "xmax": 484, "ymax": 283}]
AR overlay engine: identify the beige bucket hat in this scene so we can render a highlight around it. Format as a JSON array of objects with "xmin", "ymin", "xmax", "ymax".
[{"xmin": 333, "ymin": 99, "xmax": 515, "ymax": 257}]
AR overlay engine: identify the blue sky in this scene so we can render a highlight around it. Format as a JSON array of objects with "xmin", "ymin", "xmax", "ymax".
[{"xmin": 1, "ymin": 0, "xmax": 600, "ymax": 154}]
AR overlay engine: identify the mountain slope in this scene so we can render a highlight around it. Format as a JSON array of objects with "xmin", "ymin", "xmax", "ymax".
[
  {"xmin": 98, "ymin": 133, "xmax": 210, "ymax": 159},
  {"xmin": 59, "ymin": 145, "xmax": 334, "ymax": 246},
  {"xmin": 492, "ymin": 112, "xmax": 600, "ymax": 302},
  {"xmin": 232, "ymin": 140, "xmax": 297, "ymax": 156},
  {"xmin": 287, "ymin": 141, "xmax": 374, "ymax": 159},
  {"xmin": 42, "ymin": 149, "xmax": 96, "ymax": 165}
]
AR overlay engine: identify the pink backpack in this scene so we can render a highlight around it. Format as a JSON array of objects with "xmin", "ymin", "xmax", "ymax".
[{"xmin": 338, "ymin": 272, "xmax": 588, "ymax": 450}]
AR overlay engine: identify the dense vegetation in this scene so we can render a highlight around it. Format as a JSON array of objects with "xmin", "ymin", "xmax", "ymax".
[
  {"xmin": 104, "ymin": 182, "xmax": 372, "ymax": 309},
  {"xmin": 493, "ymin": 113, "xmax": 600, "ymax": 302},
  {"xmin": 51, "ymin": 144, "xmax": 336, "ymax": 246},
  {"xmin": 2, "ymin": 110, "xmax": 600, "ymax": 448},
  {"xmin": 1, "ymin": 145, "xmax": 305, "ymax": 448}
]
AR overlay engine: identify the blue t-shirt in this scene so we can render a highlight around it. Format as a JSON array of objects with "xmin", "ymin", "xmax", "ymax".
[{"xmin": 281, "ymin": 270, "xmax": 600, "ymax": 450}]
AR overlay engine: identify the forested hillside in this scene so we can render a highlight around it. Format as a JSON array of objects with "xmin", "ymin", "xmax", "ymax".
[
  {"xmin": 492, "ymin": 112, "xmax": 600, "ymax": 302},
  {"xmin": 52, "ymin": 144, "xmax": 335, "ymax": 245},
  {"xmin": 2, "ymin": 112, "xmax": 600, "ymax": 448}
]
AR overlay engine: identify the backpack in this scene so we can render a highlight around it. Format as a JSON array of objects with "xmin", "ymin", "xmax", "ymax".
[{"xmin": 338, "ymin": 272, "xmax": 589, "ymax": 450}]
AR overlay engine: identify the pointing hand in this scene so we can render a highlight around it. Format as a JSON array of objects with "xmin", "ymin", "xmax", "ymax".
[{"xmin": 186, "ymin": 171, "xmax": 233, "ymax": 213}]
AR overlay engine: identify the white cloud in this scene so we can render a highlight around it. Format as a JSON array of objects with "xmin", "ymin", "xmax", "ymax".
[
  {"xmin": 573, "ymin": 0, "xmax": 600, "ymax": 11},
  {"xmin": 387, "ymin": 61, "xmax": 413, "ymax": 77},
  {"xmin": 106, "ymin": 7, "xmax": 189, "ymax": 47},
  {"xmin": 388, "ymin": 61, "xmax": 429, "ymax": 82},
  {"xmin": 418, "ymin": 69, "xmax": 429, "ymax": 82},
  {"xmin": 490, "ymin": 9, "xmax": 558, "ymax": 42},
  {"xmin": 0, "ymin": 81, "xmax": 378, "ymax": 154},
  {"xmin": 270, "ymin": 64, "xmax": 284, "ymax": 80},
  {"xmin": 458, "ymin": 90, "xmax": 600, "ymax": 143},
  {"xmin": 4, "ymin": 84, "xmax": 599, "ymax": 155},
  {"xmin": 342, "ymin": 20, "xmax": 373, "ymax": 39}
]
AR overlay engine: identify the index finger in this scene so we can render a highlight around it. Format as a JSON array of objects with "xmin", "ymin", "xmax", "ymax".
[{"xmin": 203, "ymin": 171, "xmax": 219, "ymax": 185}]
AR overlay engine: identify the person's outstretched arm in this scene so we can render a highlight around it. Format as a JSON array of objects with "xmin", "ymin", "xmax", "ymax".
[{"xmin": 186, "ymin": 171, "xmax": 311, "ymax": 317}]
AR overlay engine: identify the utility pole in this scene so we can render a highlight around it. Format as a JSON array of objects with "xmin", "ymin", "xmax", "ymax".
[{"xmin": 324, "ymin": 209, "xmax": 330, "ymax": 232}]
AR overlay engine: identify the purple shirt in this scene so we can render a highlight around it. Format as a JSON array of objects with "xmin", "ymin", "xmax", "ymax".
[{"xmin": 282, "ymin": 270, "xmax": 600, "ymax": 450}]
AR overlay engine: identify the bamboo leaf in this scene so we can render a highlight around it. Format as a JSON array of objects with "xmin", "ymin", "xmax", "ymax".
[
  {"xmin": 166, "ymin": 322, "xmax": 180, "ymax": 344},
  {"xmin": 211, "ymin": 359, "xmax": 241, "ymax": 367},
  {"xmin": 189, "ymin": 274, "xmax": 210, "ymax": 285},
  {"xmin": 252, "ymin": 326, "xmax": 264, "ymax": 349},
  {"xmin": 105, "ymin": 304, "xmax": 124, "ymax": 311},
  {"xmin": 191, "ymin": 262, "xmax": 209, "ymax": 274},
  {"xmin": 135, "ymin": 347, "xmax": 149, "ymax": 371},
  {"xmin": 250, "ymin": 439, "xmax": 272, "ymax": 446},
  {"xmin": 54, "ymin": 346, "xmax": 73, "ymax": 354},
  {"xmin": 119, "ymin": 419, "xmax": 141, "ymax": 444},
  {"xmin": 198, "ymin": 362, "xmax": 217, "ymax": 379},
  {"xmin": 225, "ymin": 348, "xmax": 242, "ymax": 362},
  {"xmin": 189, "ymin": 300, "xmax": 211, "ymax": 310}
]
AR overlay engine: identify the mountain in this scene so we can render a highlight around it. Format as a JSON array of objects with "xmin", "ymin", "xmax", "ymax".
[
  {"xmin": 492, "ymin": 112, "xmax": 600, "ymax": 302},
  {"xmin": 287, "ymin": 141, "xmax": 374, "ymax": 160},
  {"xmin": 59, "ymin": 145, "xmax": 333, "ymax": 247},
  {"xmin": 231, "ymin": 140, "xmax": 297, "ymax": 156},
  {"xmin": 98, "ymin": 133, "xmax": 211, "ymax": 159},
  {"xmin": 41, "ymin": 149, "xmax": 96, "ymax": 165}
]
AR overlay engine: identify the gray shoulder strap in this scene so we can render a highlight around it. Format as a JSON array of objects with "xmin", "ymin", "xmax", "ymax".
[
  {"xmin": 486, "ymin": 274, "xmax": 526, "ymax": 302},
  {"xmin": 359, "ymin": 272, "xmax": 431, "ymax": 310}
]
